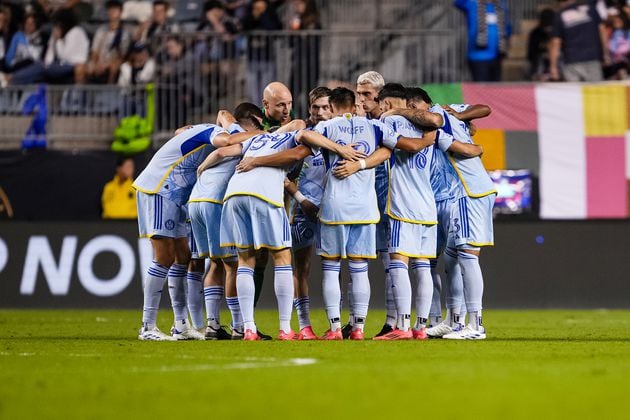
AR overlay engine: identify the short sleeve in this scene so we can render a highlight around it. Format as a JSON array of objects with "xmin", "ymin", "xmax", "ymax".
[
  {"xmin": 380, "ymin": 117, "xmax": 400, "ymax": 150},
  {"xmin": 209, "ymin": 127, "xmax": 228, "ymax": 147},
  {"xmin": 313, "ymin": 121, "xmax": 327, "ymax": 137},
  {"xmin": 227, "ymin": 122, "xmax": 244, "ymax": 134},
  {"xmin": 449, "ymin": 104, "xmax": 469, "ymax": 113},
  {"xmin": 436, "ymin": 129, "xmax": 455, "ymax": 153}
]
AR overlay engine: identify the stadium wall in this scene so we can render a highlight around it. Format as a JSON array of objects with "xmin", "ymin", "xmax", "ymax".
[{"xmin": 0, "ymin": 220, "xmax": 628, "ymax": 309}]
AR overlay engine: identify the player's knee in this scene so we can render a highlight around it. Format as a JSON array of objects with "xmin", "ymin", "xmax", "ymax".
[{"xmin": 188, "ymin": 258, "xmax": 205, "ymax": 272}]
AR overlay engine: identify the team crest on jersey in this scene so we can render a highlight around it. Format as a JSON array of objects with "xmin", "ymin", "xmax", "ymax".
[
  {"xmin": 165, "ymin": 219, "xmax": 175, "ymax": 230},
  {"xmin": 354, "ymin": 141, "xmax": 371, "ymax": 155}
]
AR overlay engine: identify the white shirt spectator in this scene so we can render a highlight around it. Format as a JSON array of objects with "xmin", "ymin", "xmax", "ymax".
[{"xmin": 44, "ymin": 26, "xmax": 89, "ymax": 66}]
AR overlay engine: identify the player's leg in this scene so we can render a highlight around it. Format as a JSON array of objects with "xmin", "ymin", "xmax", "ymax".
[
  {"xmin": 347, "ymin": 223, "xmax": 377, "ymax": 340},
  {"xmin": 222, "ymin": 257, "xmax": 244, "ymax": 339},
  {"xmin": 373, "ymin": 250, "xmax": 413, "ymax": 341},
  {"xmin": 428, "ymin": 258, "xmax": 442, "ymax": 327},
  {"xmin": 375, "ymin": 216, "xmax": 396, "ymax": 337},
  {"xmin": 170, "ymin": 236, "xmax": 204, "ymax": 339},
  {"xmin": 236, "ymin": 249, "xmax": 258, "ymax": 340},
  {"xmin": 186, "ymin": 257, "xmax": 206, "ymax": 331},
  {"xmin": 317, "ymin": 223, "xmax": 344, "ymax": 340},
  {"xmin": 294, "ymin": 244, "xmax": 316, "ymax": 339},
  {"xmin": 202, "ymin": 259, "xmax": 228, "ymax": 339},
  {"xmin": 271, "ymin": 247, "xmax": 295, "ymax": 339}
]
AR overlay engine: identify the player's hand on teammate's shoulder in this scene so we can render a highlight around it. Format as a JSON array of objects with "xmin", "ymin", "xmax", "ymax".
[
  {"xmin": 337, "ymin": 144, "xmax": 366, "ymax": 162},
  {"xmin": 216, "ymin": 110, "xmax": 236, "ymax": 128},
  {"xmin": 332, "ymin": 159, "xmax": 360, "ymax": 179},
  {"xmin": 236, "ymin": 157, "xmax": 257, "ymax": 173},
  {"xmin": 300, "ymin": 200, "xmax": 319, "ymax": 221},
  {"xmin": 443, "ymin": 105, "xmax": 460, "ymax": 119}
]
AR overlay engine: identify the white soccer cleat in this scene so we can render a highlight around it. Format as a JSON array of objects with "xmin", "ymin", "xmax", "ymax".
[
  {"xmin": 138, "ymin": 325, "xmax": 176, "ymax": 341},
  {"xmin": 443, "ymin": 324, "xmax": 486, "ymax": 340},
  {"xmin": 170, "ymin": 325, "xmax": 206, "ymax": 340},
  {"xmin": 426, "ymin": 320, "xmax": 454, "ymax": 338}
]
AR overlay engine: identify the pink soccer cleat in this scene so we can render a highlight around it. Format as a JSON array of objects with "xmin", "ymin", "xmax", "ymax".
[
  {"xmin": 320, "ymin": 328, "xmax": 343, "ymax": 340},
  {"xmin": 372, "ymin": 329, "xmax": 413, "ymax": 341},
  {"xmin": 349, "ymin": 329, "xmax": 364, "ymax": 340},
  {"xmin": 277, "ymin": 329, "xmax": 297, "ymax": 340},
  {"xmin": 412, "ymin": 327, "xmax": 428, "ymax": 340},
  {"xmin": 243, "ymin": 329, "xmax": 261, "ymax": 341},
  {"xmin": 298, "ymin": 326, "xmax": 318, "ymax": 340}
]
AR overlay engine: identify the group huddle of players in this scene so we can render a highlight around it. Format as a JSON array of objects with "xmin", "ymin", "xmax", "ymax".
[{"xmin": 133, "ymin": 70, "xmax": 496, "ymax": 341}]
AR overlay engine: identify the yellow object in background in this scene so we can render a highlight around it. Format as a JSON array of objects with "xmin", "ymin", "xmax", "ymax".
[
  {"xmin": 583, "ymin": 85, "xmax": 627, "ymax": 137},
  {"xmin": 472, "ymin": 128, "xmax": 505, "ymax": 170}
]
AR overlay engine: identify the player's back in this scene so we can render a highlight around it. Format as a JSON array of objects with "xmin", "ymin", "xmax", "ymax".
[
  {"xmin": 134, "ymin": 124, "xmax": 225, "ymax": 204},
  {"xmin": 431, "ymin": 104, "xmax": 495, "ymax": 198},
  {"xmin": 315, "ymin": 114, "xmax": 388, "ymax": 224},
  {"xmin": 224, "ymin": 131, "xmax": 300, "ymax": 207},
  {"xmin": 384, "ymin": 115, "xmax": 436, "ymax": 224}
]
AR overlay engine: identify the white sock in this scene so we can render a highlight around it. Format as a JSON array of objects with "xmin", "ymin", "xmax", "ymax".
[
  {"xmin": 142, "ymin": 261, "xmax": 169, "ymax": 328},
  {"xmin": 352, "ymin": 314, "xmax": 366, "ymax": 332},
  {"xmin": 460, "ymin": 304, "xmax": 468, "ymax": 325},
  {"xmin": 236, "ymin": 267, "xmax": 256, "ymax": 333},
  {"xmin": 349, "ymin": 261, "xmax": 370, "ymax": 328},
  {"xmin": 225, "ymin": 296, "xmax": 243, "ymax": 331},
  {"xmin": 322, "ymin": 260, "xmax": 342, "ymax": 329},
  {"xmin": 444, "ymin": 247, "xmax": 464, "ymax": 314},
  {"xmin": 167, "ymin": 263, "xmax": 188, "ymax": 326},
  {"xmin": 186, "ymin": 271, "xmax": 204, "ymax": 329},
  {"xmin": 388, "ymin": 260, "xmax": 411, "ymax": 331},
  {"xmin": 457, "ymin": 250, "xmax": 483, "ymax": 321},
  {"xmin": 469, "ymin": 310, "xmax": 482, "ymax": 330},
  {"xmin": 411, "ymin": 259, "xmax": 432, "ymax": 329},
  {"xmin": 346, "ymin": 279, "xmax": 354, "ymax": 325},
  {"xmin": 429, "ymin": 259, "xmax": 443, "ymax": 324},
  {"xmin": 294, "ymin": 296, "xmax": 311, "ymax": 330},
  {"xmin": 274, "ymin": 265, "xmax": 294, "ymax": 333},
  {"xmin": 203, "ymin": 285, "xmax": 224, "ymax": 329},
  {"xmin": 380, "ymin": 252, "xmax": 396, "ymax": 327}
]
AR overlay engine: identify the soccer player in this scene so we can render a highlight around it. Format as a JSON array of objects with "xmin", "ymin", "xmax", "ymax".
[
  {"xmin": 201, "ymin": 121, "xmax": 363, "ymax": 340},
  {"xmin": 187, "ymin": 103, "xmax": 266, "ymax": 340},
  {"xmin": 312, "ymin": 87, "xmax": 420, "ymax": 340},
  {"xmin": 355, "ymin": 71, "xmax": 396, "ymax": 338},
  {"xmin": 284, "ymin": 86, "xmax": 331, "ymax": 340},
  {"xmin": 389, "ymin": 99, "xmax": 494, "ymax": 340},
  {"xmin": 134, "ymin": 123, "xmax": 231, "ymax": 341}
]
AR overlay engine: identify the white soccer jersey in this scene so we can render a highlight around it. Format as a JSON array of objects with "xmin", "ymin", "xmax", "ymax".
[
  {"xmin": 224, "ymin": 131, "xmax": 301, "ymax": 207},
  {"xmin": 430, "ymin": 104, "xmax": 496, "ymax": 198},
  {"xmin": 314, "ymin": 114, "xmax": 398, "ymax": 224},
  {"xmin": 297, "ymin": 151, "xmax": 326, "ymax": 207},
  {"xmin": 133, "ymin": 124, "xmax": 227, "ymax": 205},
  {"xmin": 383, "ymin": 115, "xmax": 437, "ymax": 224},
  {"xmin": 430, "ymin": 144, "xmax": 463, "ymax": 202}
]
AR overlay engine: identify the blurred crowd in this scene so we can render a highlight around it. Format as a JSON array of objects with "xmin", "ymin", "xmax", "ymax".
[
  {"xmin": 0, "ymin": 0, "xmax": 321, "ymax": 87},
  {"xmin": 527, "ymin": 0, "xmax": 630, "ymax": 82}
]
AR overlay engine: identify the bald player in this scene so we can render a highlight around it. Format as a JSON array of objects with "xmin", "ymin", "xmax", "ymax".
[{"xmin": 262, "ymin": 81, "xmax": 294, "ymax": 131}]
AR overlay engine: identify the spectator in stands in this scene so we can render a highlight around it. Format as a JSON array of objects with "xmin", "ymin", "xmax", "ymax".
[
  {"xmin": 0, "ymin": 5, "xmax": 35, "ymax": 82},
  {"xmin": 455, "ymin": 0, "xmax": 511, "ymax": 82},
  {"xmin": 527, "ymin": 8, "xmax": 555, "ymax": 81},
  {"xmin": 550, "ymin": 0, "xmax": 610, "ymax": 82},
  {"xmin": 243, "ymin": 0, "xmax": 283, "ymax": 104},
  {"xmin": 40, "ymin": 0, "xmax": 93, "ymax": 23},
  {"xmin": 86, "ymin": 0, "xmax": 131, "ymax": 84},
  {"xmin": 121, "ymin": 1, "xmax": 153, "ymax": 23},
  {"xmin": 198, "ymin": 0, "xmax": 240, "ymax": 35},
  {"xmin": 23, "ymin": 12, "xmax": 48, "ymax": 62},
  {"xmin": 157, "ymin": 35, "xmax": 201, "ymax": 128},
  {"xmin": 101, "ymin": 156, "xmax": 138, "ymax": 220},
  {"xmin": 118, "ymin": 42, "xmax": 155, "ymax": 87},
  {"xmin": 9, "ymin": 7, "xmax": 89, "ymax": 84},
  {"xmin": 221, "ymin": 0, "xmax": 249, "ymax": 26},
  {"xmin": 135, "ymin": 0, "xmax": 179, "ymax": 54},
  {"xmin": 285, "ymin": 0, "xmax": 321, "ymax": 105},
  {"xmin": 604, "ymin": 7, "xmax": 630, "ymax": 79}
]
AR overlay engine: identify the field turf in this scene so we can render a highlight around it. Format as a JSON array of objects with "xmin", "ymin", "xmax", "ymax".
[{"xmin": 0, "ymin": 309, "xmax": 629, "ymax": 419}]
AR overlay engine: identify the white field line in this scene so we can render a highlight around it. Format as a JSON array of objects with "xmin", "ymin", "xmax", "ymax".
[{"xmin": 129, "ymin": 357, "xmax": 318, "ymax": 373}]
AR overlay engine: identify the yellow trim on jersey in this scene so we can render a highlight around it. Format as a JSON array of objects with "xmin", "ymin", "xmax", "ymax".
[
  {"xmin": 209, "ymin": 252, "xmax": 237, "ymax": 259},
  {"xmin": 467, "ymin": 241, "xmax": 494, "ymax": 247},
  {"xmin": 196, "ymin": 251, "xmax": 210, "ymax": 258},
  {"xmin": 188, "ymin": 198, "xmax": 223, "ymax": 204},
  {"xmin": 386, "ymin": 211, "xmax": 438, "ymax": 225},
  {"xmin": 220, "ymin": 242, "xmax": 290, "ymax": 251},
  {"xmin": 132, "ymin": 145, "xmax": 208, "ymax": 194},
  {"xmin": 447, "ymin": 155, "xmax": 497, "ymax": 198},
  {"xmin": 319, "ymin": 219, "xmax": 380, "ymax": 225},
  {"xmin": 317, "ymin": 252, "xmax": 377, "ymax": 260},
  {"xmin": 224, "ymin": 192, "xmax": 283, "ymax": 208},
  {"xmin": 390, "ymin": 250, "xmax": 437, "ymax": 259}
]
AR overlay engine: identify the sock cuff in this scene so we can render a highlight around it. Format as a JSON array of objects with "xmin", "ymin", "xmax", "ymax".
[
  {"xmin": 348, "ymin": 261, "xmax": 368, "ymax": 272},
  {"xmin": 203, "ymin": 286, "xmax": 224, "ymax": 297},
  {"xmin": 411, "ymin": 260, "xmax": 431, "ymax": 270},
  {"xmin": 457, "ymin": 250, "xmax": 479, "ymax": 260},
  {"xmin": 274, "ymin": 265, "xmax": 293, "ymax": 273},
  {"xmin": 322, "ymin": 261, "xmax": 341, "ymax": 271},
  {"xmin": 168, "ymin": 263, "xmax": 188, "ymax": 277},
  {"xmin": 148, "ymin": 261, "xmax": 169, "ymax": 278},
  {"xmin": 225, "ymin": 297, "xmax": 239, "ymax": 305},
  {"xmin": 388, "ymin": 260, "xmax": 408, "ymax": 270},
  {"xmin": 237, "ymin": 267, "xmax": 255, "ymax": 276},
  {"xmin": 186, "ymin": 272, "xmax": 203, "ymax": 282},
  {"xmin": 444, "ymin": 248, "xmax": 458, "ymax": 259}
]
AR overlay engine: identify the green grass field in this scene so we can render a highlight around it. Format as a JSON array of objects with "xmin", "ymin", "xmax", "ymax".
[{"xmin": 1, "ymin": 309, "xmax": 629, "ymax": 420}]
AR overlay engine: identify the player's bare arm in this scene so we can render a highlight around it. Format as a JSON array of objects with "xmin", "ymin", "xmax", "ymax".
[
  {"xmin": 174, "ymin": 125, "xmax": 194, "ymax": 135},
  {"xmin": 219, "ymin": 130, "xmax": 265, "ymax": 147},
  {"xmin": 395, "ymin": 130, "xmax": 437, "ymax": 153},
  {"xmin": 447, "ymin": 141, "xmax": 483, "ymax": 158},
  {"xmin": 275, "ymin": 119, "xmax": 307, "ymax": 133},
  {"xmin": 443, "ymin": 104, "xmax": 491, "ymax": 121},
  {"xmin": 216, "ymin": 110, "xmax": 237, "ymax": 128},
  {"xmin": 383, "ymin": 108, "xmax": 444, "ymax": 129},
  {"xmin": 284, "ymin": 178, "xmax": 319, "ymax": 220},
  {"xmin": 297, "ymin": 130, "xmax": 367, "ymax": 161},
  {"xmin": 197, "ymin": 143, "xmax": 243, "ymax": 176},
  {"xmin": 333, "ymin": 146, "xmax": 392, "ymax": 180},
  {"xmin": 235, "ymin": 145, "xmax": 312, "ymax": 173}
]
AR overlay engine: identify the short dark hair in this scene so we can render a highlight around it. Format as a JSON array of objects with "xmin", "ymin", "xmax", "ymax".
[
  {"xmin": 153, "ymin": 0, "xmax": 169, "ymax": 8},
  {"xmin": 204, "ymin": 0, "xmax": 224, "ymax": 12},
  {"xmin": 233, "ymin": 102, "xmax": 264, "ymax": 129},
  {"xmin": 328, "ymin": 87, "xmax": 355, "ymax": 110},
  {"xmin": 377, "ymin": 82, "xmax": 407, "ymax": 102},
  {"xmin": 105, "ymin": 0, "xmax": 123, "ymax": 10},
  {"xmin": 406, "ymin": 87, "xmax": 432, "ymax": 105},
  {"xmin": 308, "ymin": 86, "xmax": 332, "ymax": 106}
]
